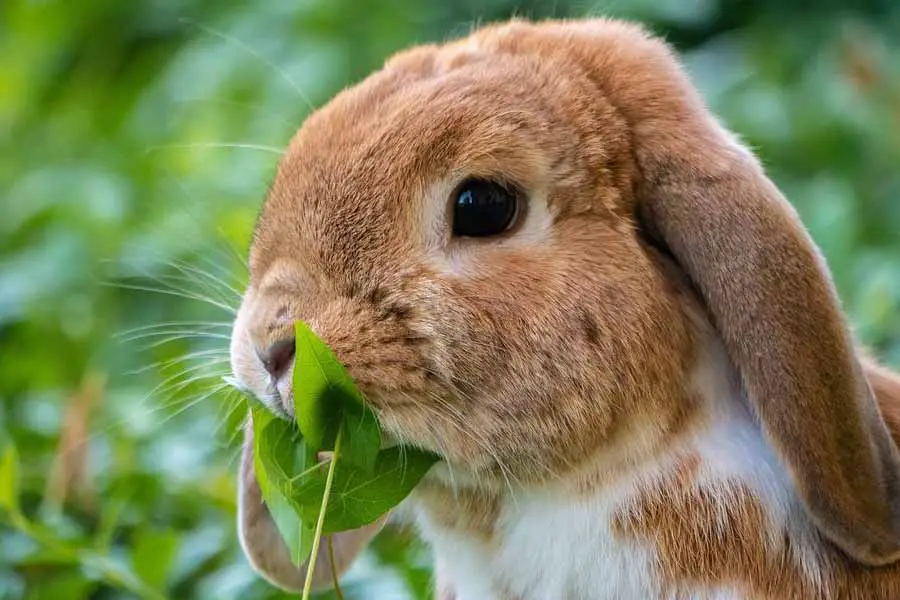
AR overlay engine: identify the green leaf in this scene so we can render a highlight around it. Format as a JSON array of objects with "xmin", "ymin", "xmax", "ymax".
[
  {"xmin": 293, "ymin": 321, "xmax": 380, "ymax": 473},
  {"xmin": 0, "ymin": 443, "xmax": 19, "ymax": 514},
  {"xmin": 250, "ymin": 321, "xmax": 440, "ymax": 578},
  {"xmin": 251, "ymin": 403, "xmax": 308, "ymax": 487},
  {"xmin": 340, "ymin": 401, "xmax": 380, "ymax": 474},
  {"xmin": 293, "ymin": 321, "xmax": 345, "ymax": 451},
  {"xmin": 25, "ymin": 568, "xmax": 96, "ymax": 600},
  {"xmin": 251, "ymin": 405, "xmax": 314, "ymax": 567},
  {"xmin": 131, "ymin": 528, "xmax": 179, "ymax": 591},
  {"xmin": 293, "ymin": 320, "xmax": 383, "ymax": 473},
  {"xmin": 293, "ymin": 444, "xmax": 439, "ymax": 533}
]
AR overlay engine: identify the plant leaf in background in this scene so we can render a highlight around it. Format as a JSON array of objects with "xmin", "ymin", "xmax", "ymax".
[
  {"xmin": 131, "ymin": 528, "xmax": 179, "ymax": 591},
  {"xmin": 0, "ymin": 444, "xmax": 19, "ymax": 514}
]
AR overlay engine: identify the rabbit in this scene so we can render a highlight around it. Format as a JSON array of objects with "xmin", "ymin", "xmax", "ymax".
[{"xmin": 228, "ymin": 16, "xmax": 900, "ymax": 600}]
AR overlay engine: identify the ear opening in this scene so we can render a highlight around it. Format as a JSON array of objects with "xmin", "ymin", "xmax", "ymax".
[
  {"xmin": 237, "ymin": 423, "xmax": 386, "ymax": 591},
  {"xmin": 537, "ymin": 19, "xmax": 900, "ymax": 565}
]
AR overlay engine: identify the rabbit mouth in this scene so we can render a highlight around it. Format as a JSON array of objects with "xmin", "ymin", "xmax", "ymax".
[
  {"xmin": 249, "ymin": 371, "xmax": 427, "ymax": 436},
  {"xmin": 223, "ymin": 369, "xmax": 293, "ymax": 421},
  {"xmin": 268, "ymin": 371, "xmax": 294, "ymax": 419}
]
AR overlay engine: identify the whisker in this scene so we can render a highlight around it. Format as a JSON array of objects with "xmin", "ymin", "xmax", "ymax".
[
  {"xmin": 221, "ymin": 375, "xmax": 254, "ymax": 398},
  {"xmin": 136, "ymin": 377, "xmax": 233, "ymax": 428},
  {"xmin": 147, "ymin": 273, "xmax": 236, "ymax": 309},
  {"xmin": 103, "ymin": 281, "xmax": 237, "ymax": 314},
  {"xmin": 117, "ymin": 321, "xmax": 232, "ymax": 336},
  {"xmin": 125, "ymin": 349, "xmax": 231, "ymax": 376},
  {"xmin": 217, "ymin": 235, "xmax": 249, "ymax": 272},
  {"xmin": 212, "ymin": 391, "xmax": 249, "ymax": 448},
  {"xmin": 180, "ymin": 18, "xmax": 316, "ymax": 111},
  {"xmin": 120, "ymin": 331, "xmax": 231, "ymax": 347},
  {"xmin": 156, "ymin": 382, "xmax": 233, "ymax": 427},
  {"xmin": 400, "ymin": 387, "xmax": 521, "ymax": 503},
  {"xmin": 396, "ymin": 391, "xmax": 458, "ymax": 497},
  {"xmin": 167, "ymin": 258, "xmax": 244, "ymax": 300},
  {"xmin": 157, "ymin": 358, "xmax": 233, "ymax": 384},
  {"xmin": 136, "ymin": 265, "xmax": 241, "ymax": 314},
  {"xmin": 126, "ymin": 363, "xmax": 230, "ymax": 409},
  {"xmin": 144, "ymin": 142, "xmax": 285, "ymax": 155},
  {"xmin": 202, "ymin": 232, "xmax": 250, "ymax": 274},
  {"xmin": 137, "ymin": 363, "xmax": 232, "ymax": 411},
  {"xmin": 418, "ymin": 386, "xmax": 521, "ymax": 502}
]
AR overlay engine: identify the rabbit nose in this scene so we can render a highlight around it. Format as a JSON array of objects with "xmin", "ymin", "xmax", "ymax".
[{"xmin": 256, "ymin": 338, "xmax": 295, "ymax": 381}]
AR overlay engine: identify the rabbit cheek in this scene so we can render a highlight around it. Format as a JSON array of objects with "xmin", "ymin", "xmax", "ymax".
[{"xmin": 306, "ymin": 295, "xmax": 431, "ymax": 405}]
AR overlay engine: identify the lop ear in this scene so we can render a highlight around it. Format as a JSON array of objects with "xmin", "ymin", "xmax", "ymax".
[
  {"xmin": 634, "ymin": 105, "xmax": 900, "ymax": 568},
  {"xmin": 500, "ymin": 18, "xmax": 900, "ymax": 565},
  {"xmin": 237, "ymin": 422, "xmax": 387, "ymax": 591}
]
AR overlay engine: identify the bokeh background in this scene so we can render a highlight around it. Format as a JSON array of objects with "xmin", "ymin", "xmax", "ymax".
[{"xmin": 2, "ymin": 0, "xmax": 899, "ymax": 598}]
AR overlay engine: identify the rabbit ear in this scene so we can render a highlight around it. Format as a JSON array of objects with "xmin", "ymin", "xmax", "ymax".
[
  {"xmin": 636, "ymin": 131, "xmax": 900, "ymax": 566},
  {"xmin": 237, "ymin": 423, "xmax": 386, "ymax": 591},
  {"xmin": 508, "ymin": 19, "xmax": 900, "ymax": 565}
]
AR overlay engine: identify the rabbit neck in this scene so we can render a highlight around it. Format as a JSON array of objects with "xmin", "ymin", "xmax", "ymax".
[{"xmin": 411, "ymin": 339, "xmax": 833, "ymax": 600}]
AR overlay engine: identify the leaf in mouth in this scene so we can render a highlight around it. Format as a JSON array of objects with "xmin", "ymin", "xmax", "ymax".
[{"xmin": 247, "ymin": 320, "xmax": 440, "ymax": 595}]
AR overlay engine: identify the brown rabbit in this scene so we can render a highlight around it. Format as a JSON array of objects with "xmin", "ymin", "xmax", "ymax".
[{"xmin": 229, "ymin": 17, "xmax": 900, "ymax": 599}]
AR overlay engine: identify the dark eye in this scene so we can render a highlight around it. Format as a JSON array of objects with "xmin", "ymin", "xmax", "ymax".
[{"xmin": 451, "ymin": 179, "xmax": 519, "ymax": 238}]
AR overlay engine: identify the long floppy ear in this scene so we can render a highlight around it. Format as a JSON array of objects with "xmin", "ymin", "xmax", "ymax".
[
  {"xmin": 499, "ymin": 18, "xmax": 900, "ymax": 565},
  {"xmin": 237, "ymin": 422, "xmax": 386, "ymax": 591}
]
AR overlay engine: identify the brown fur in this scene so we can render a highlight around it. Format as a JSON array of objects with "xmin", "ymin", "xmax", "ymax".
[
  {"xmin": 230, "ymin": 16, "xmax": 900, "ymax": 597},
  {"xmin": 244, "ymin": 17, "xmax": 700, "ymax": 486},
  {"xmin": 614, "ymin": 375, "xmax": 900, "ymax": 600},
  {"xmin": 463, "ymin": 18, "xmax": 900, "ymax": 566},
  {"xmin": 414, "ymin": 481, "xmax": 501, "ymax": 542}
]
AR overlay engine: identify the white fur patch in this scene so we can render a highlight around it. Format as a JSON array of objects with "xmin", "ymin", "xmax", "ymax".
[{"xmin": 412, "ymin": 339, "xmax": 825, "ymax": 599}]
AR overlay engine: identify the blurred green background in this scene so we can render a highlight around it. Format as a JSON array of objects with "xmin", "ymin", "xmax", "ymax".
[{"xmin": 2, "ymin": 0, "xmax": 899, "ymax": 598}]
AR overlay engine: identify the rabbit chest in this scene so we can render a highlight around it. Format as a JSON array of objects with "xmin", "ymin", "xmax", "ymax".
[{"xmin": 409, "ymin": 352, "xmax": 830, "ymax": 600}]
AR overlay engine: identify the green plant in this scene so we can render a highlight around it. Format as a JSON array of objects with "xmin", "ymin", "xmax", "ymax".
[{"xmin": 248, "ymin": 322, "xmax": 439, "ymax": 598}]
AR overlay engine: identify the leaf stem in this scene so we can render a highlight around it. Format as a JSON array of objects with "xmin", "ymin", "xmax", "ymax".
[
  {"xmin": 327, "ymin": 536, "xmax": 344, "ymax": 600},
  {"xmin": 302, "ymin": 427, "xmax": 343, "ymax": 600}
]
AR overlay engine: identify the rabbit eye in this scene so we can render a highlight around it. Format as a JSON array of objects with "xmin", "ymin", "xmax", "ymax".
[{"xmin": 451, "ymin": 179, "xmax": 519, "ymax": 238}]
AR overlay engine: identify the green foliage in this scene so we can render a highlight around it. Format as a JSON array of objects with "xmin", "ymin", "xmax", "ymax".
[
  {"xmin": 2, "ymin": 0, "xmax": 899, "ymax": 598},
  {"xmin": 1, "ymin": 445, "xmax": 19, "ymax": 514},
  {"xmin": 249, "ymin": 322, "xmax": 437, "ymax": 576},
  {"xmin": 308, "ymin": 447, "xmax": 438, "ymax": 535},
  {"xmin": 293, "ymin": 320, "xmax": 374, "ymax": 459},
  {"xmin": 251, "ymin": 404, "xmax": 316, "ymax": 568},
  {"xmin": 131, "ymin": 528, "xmax": 180, "ymax": 592}
]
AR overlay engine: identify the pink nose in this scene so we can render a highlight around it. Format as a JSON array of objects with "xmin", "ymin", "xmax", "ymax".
[{"xmin": 256, "ymin": 338, "xmax": 295, "ymax": 381}]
